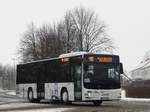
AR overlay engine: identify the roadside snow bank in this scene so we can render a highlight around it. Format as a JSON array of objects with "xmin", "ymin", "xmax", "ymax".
[
  {"xmin": 0, "ymin": 90, "xmax": 16, "ymax": 96},
  {"xmin": 121, "ymin": 90, "xmax": 126, "ymax": 99},
  {"xmin": 6, "ymin": 91, "xmax": 16, "ymax": 96},
  {"xmin": 122, "ymin": 97, "xmax": 150, "ymax": 102}
]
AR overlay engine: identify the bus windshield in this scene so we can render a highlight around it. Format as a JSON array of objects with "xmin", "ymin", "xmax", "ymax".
[{"xmin": 83, "ymin": 62, "xmax": 120, "ymax": 89}]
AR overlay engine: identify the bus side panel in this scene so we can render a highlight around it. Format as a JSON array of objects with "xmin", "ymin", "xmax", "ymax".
[
  {"xmin": 45, "ymin": 83, "xmax": 53, "ymax": 100},
  {"xmin": 17, "ymin": 83, "xmax": 37, "ymax": 99},
  {"xmin": 16, "ymin": 84, "xmax": 24, "ymax": 98},
  {"xmin": 45, "ymin": 83, "xmax": 74, "ymax": 101}
]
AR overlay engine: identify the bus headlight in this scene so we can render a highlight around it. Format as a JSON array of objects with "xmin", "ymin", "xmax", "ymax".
[{"xmin": 85, "ymin": 91, "xmax": 92, "ymax": 97}]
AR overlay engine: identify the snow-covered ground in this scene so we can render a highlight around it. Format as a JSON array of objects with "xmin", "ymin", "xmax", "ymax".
[
  {"xmin": 10, "ymin": 108, "xmax": 73, "ymax": 112},
  {"xmin": 0, "ymin": 89, "xmax": 16, "ymax": 95},
  {"xmin": 0, "ymin": 102, "xmax": 73, "ymax": 112},
  {"xmin": 6, "ymin": 91, "xmax": 16, "ymax": 96},
  {"xmin": 1, "ymin": 90, "xmax": 150, "ymax": 112}
]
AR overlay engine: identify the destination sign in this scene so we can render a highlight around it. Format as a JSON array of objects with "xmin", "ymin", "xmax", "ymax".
[
  {"xmin": 87, "ymin": 56, "xmax": 113, "ymax": 62},
  {"xmin": 97, "ymin": 57, "xmax": 112, "ymax": 62}
]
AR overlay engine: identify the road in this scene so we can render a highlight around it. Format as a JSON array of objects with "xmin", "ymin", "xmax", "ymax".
[{"xmin": 0, "ymin": 90, "xmax": 150, "ymax": 112}]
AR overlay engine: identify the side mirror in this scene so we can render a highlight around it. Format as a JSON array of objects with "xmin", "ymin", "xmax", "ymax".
[{"xmin": 120, "ymin": 63, "xmax": 123, "ymax": 74}]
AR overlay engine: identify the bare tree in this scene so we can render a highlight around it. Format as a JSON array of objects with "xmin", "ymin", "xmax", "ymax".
[
  {"xmin": 36, "ymin": 24, "xmax": 64, "ymax": 58},
  {"xmin": 0, "ymin": 64, "xmax": 15, "ymax": 90},
  {"xmin": 19, "ymin": 7, "xmax": 115, "ymax": 63},
  {"xmin": 63, "ymin": 11, "xmax": 78, "ymax": 52},
  {"xmin": 19, "ymin": 23, "xmax": 39, "ymax": 62},
  {"xmin": 68, "ymin": 6, "xmax": 115, "ymax": 53},
  {"xmin": 19, "ymin": 23, "xmax": 65, "ymax": 63}
]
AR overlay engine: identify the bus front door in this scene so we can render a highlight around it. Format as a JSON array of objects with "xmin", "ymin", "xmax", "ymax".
[{"xmin": 73, "ymin": 64, "xmax": 82, "ymax": 101}]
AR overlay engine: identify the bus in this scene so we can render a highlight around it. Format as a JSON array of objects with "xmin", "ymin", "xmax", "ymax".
[{"xmin": 16, "ymin": 52, "xmax": 123, "ymax": 105}]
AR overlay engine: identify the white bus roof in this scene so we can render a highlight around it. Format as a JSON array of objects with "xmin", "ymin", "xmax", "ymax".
[
  {"xmin": 18, "ymin": 52, "xmax": 116, "ymax": 65},
  {"xmin": 59, "ymin": 51, "xmax": 90, "ymax": 58},
  {"xmin": 59, "ymin": 52, "xmax": 116, "ymax": 58}
]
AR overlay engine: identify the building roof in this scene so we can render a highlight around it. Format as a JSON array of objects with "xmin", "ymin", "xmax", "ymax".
[
  {"xmin": 131, "ymin": 50, "xmax": 150, "ymax": 71},
  {"xmin": 142, "ymin": 50, "xmax": 150, "ymax": 62}
]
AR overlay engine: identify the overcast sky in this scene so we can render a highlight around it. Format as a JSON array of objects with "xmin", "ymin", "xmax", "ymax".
[{"xmin": 0, "ymin": 0, "xmax": 149, "ymax": 71}]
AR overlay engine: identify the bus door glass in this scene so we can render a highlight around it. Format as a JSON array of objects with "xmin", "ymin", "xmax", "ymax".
[{"xmin": 71, "ymin": 62, "xmax": 82, "ymax": 100}]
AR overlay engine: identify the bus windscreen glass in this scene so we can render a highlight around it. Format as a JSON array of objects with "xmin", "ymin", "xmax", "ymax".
[{"xmin": 83, "ymin": 62, "xmax": 120, "ymax": 89}]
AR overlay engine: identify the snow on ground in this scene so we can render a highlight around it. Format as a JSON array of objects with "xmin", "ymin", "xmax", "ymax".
[
  {"xmin": 121, "ymin": 90, "xmax": 126, "ymax": 99},
  {"xmin": 10, "ymin": 108, "xmax": 73, "ymax": 112},
  {"xmin": 0, "ymin": 102, "xmax": 73, "ymax": 112},
  {"xmin": 6, "ymin": 91, "xmax": 16, "ymax": 96},
  {"xmin": 122, "ymin": 97, "xmax": 150, "ymax": 102},
  {"xmin": 0, "ymin": 103, "xmax": 31, "ymax": 109},
  {"xmin": 0, "ymin": 89, "xmax": 16, "ymax": 95}
]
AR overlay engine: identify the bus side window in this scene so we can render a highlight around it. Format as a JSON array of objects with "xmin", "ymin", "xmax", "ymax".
[
  {"xmin": 61, "ymin": 63, "xmax": 71, "ymax": 82},
  {"xmin": 70, "ymin": 66, "xmax": 74, "ymax": 81}
]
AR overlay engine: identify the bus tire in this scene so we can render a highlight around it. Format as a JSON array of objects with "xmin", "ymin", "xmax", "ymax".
[
  {"xmin": 61, "ymin": 89, "xmax": 71, "ymax": 104},
  {"xmin": 93, "ymin": 100, "xmax": 102, "ymax": 106},
  {"xmin": 28, "ymin": 88, "xmax": 34, "ymax": 102}
]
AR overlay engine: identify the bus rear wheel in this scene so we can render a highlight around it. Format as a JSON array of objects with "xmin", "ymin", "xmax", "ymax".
[
  {"xmin": 28, "ymin": 89, "xmax": 34, "ymax": 102},
  {"xmin": 93, "ymin": 101, "xmax": 102, "ymax": 106}
]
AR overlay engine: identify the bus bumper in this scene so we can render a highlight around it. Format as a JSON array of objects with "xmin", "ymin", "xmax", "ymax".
[{"xmin": 82, "ymin": 89, "xmax": 121, "ymax": 101}]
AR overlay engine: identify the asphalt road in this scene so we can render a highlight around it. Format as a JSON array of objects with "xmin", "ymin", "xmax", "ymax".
[{"xmin": 1, "ymin": 90, "xmax": 150, "ymax": 112}]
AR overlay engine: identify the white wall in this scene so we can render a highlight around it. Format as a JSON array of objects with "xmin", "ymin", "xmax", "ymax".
[{"xmin": 131, "ymin": 66, "xmax": 150, "ymax": 80}]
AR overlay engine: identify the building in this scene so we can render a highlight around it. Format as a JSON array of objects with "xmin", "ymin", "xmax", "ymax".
[
  {"xmin": 125, "ymin": 50, "xmax": 150, "ymax": 98},
  {"xmin": 131, "ymin": 50, "xmax": 150, "ymax": 80}
]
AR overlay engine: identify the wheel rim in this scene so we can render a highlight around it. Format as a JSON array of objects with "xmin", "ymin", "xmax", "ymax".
[
  {"xmin": 29, "ymin": 91, "xmax": 33, "ymax": 101},
  {"xmin": 62, "ymin": 91, "xmax": 68, "ymax": 102}
]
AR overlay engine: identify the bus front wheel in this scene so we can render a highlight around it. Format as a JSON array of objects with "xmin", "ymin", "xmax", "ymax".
[
  {"xmin": 93, "ymin": 101, "xmax": 102, "ymax": 106},
  {"xmin": 61, "ymin": 89, "xmax": 71, "ymax": 104}
]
